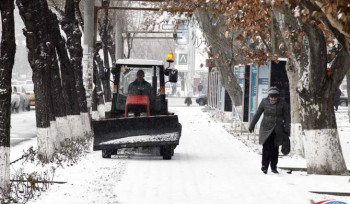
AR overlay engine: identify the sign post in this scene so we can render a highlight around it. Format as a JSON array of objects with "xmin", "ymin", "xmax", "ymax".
[{"xmin": 249, "ymin": 64, "xmax": 258, "ymax": 122}]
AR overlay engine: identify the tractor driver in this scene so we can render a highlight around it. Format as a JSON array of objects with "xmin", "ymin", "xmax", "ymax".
[
  {"xmin": 128, "ymin": 70, "xmax": 152, "ymax": 117},
  {"xmin": 128, "ymin": 69, "xmax": 152, "ymax": 96}
]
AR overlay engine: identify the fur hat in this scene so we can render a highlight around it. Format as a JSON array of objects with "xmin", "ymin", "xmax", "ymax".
[{"xmin": 268, "ymin": 86, "xmax": 280, "ymax": 97}]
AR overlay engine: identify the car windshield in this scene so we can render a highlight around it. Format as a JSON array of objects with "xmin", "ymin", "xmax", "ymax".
[{"xmin": 23, "ymin": 84, "xmax": 34, "ymax": 93}]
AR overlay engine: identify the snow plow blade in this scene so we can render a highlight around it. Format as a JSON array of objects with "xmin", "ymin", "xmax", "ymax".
[{"xmin": 92, "ymin": 115, "xmax": 182, "ymax": 151}]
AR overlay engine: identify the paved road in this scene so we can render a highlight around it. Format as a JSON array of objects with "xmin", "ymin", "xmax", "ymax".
[{"xmin": 113, "ymin": 107, "xmax": 312, "ymax": 204}]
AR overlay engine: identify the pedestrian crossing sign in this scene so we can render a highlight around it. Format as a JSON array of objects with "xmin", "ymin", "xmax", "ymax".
[{"xmin": 178, "ymin": 54, "xmax": 188, "ymax": 65}]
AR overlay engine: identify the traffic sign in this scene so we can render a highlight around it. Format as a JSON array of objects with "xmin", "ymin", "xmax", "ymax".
[{"xmin": 178, "ymin": 54, "xmax": 188, "ymax": 65}]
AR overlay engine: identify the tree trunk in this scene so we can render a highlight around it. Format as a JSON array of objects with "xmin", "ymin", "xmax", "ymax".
[
  {"xmin": 347, "ymin": 70, "xmax": 350, "ymax": 122},
  {"xmin": 62, "ymin": 0, "xmax": 91, "ymax": 137},
  {"xmin": 301, "ymin": 97, "xmax": 347, "ymax": 174},
  {"xmin": 74, "ymin": 0, "xmax": 84, "ymax": 31},
  {"xmin": 17, "ymin": 0, "xmax": 57, "ymax": 160},
  {"xmin": 92, "ymin": 60, "xmax": 106, "ymax": 120},
  {"xmin": 285, "ymin": 61, "xmax": 304, "ymax": 157},
  {"xmin": 195, "ymin": 10, "xmax": 242, "ymax": 108},
  {"xmin": 126, "ymin": 34, "xmax": 134, "ymax": 59},
  {"xmin": 98, "ymin": 7, "xmax": 112, "ymax": 111},
  {"xmin": 0, "ymin": 0, "xmax": 16, "ymax": 192},
  {"xmin": 275, "ymin": 6, "xmax": 348, "ymax": 174},
  {"xmin": 52, "ymin": 16, "xmax": 83, "ymax": 140},
  {"xmin": 47, "ymin": 11, "xmax": 75, "ymax": 143},
  {"xmin": 107, "ymin": 28, "xmax": 117, "ymax": 67}
]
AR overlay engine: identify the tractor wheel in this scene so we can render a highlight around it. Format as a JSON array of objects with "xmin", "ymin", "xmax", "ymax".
[
  {"xmin": 159, "ymin": 147, "xmax": 163, "ymax": 156},
  {"xmin": 162, "ymin": 146, "xmax": 172, "ymax": 160},
  {"xmin": 171, "ymin": 147, "xmax": 174, "ymax": 156},
  {"xmin": 26, "ymin": 104, "xmax": 31, "ymax": 111},
  {"xmin": 102, "ymin": 150, "xmax": 112, "ymax": 158}
]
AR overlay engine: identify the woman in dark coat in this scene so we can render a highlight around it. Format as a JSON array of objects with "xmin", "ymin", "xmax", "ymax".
[
  {"xmin": 333, "ymin": 88, "xmax": 342, "ymax": 111},
  {"xmin": 248, "ymin": 87, "xmax": 290, "ymax": 174}
]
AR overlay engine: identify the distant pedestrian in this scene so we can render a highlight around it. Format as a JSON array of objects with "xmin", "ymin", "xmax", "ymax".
[
  {"xmin": 198, "ymin": 83, "xmax": 203, "ymax": 94},
  {"xmin": 184, "ymin": 97, "xmax": 192, "ymax": 106},
  {"xmin": 334, "ymin": 88, "xmax": 342, "ymax": 111},
  {"xmin": 248, "ymin": 86, "xmax": 290, "ymax": 174}
]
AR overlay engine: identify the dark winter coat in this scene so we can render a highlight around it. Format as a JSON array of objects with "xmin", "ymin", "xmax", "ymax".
[
  {"xmin": 128, "ymin": 79, "xmax": 152, "ymax": 96},
  {"xmin": 184, "ymin": 97, "xmax": 192, "ymax": 104},
  {"xmin": 334, "ymin": 88, "xmax": 342, "ymax": 105},
  {"xmin": 248, "ymin": 97, "xmax": 290, "ymax": 146}
]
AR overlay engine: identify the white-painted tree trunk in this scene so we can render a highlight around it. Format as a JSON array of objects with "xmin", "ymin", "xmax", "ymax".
[
  {"xmin": 0, "ymin": 147, "xmax": 10, "ymax": 192},
  {"xmin": 81, "ymin": 112, "xmax": 92, "ymax": 137},
  {"xmin": 50, "ymin": 121, "xmax": 59, "ymax": 151},
  {"xmin": 55, "ymin": 117, "xmax": 72, "ymax": 145},
  {"xmin": 104, "ymin": 101, "xmax": 112, "ymax": 113},
  {"xmin": 286, "ymin": 62, "xmax": 305, "ymax": 157},
  {"xmin": 304, "ymin": 129, "xmax": 347, "ymax": 175},
  {"xmin": 91, "ymin": 104, "xmax": 106, "ymax": 121},
  {"xmin": 37, "ymin": 127, "xmax": 55, "ymax": 160},
  {"xmin": 290, "ymin": 123, "xmax": 304, "ymax": 157},
  {"xmin": 98, "ymin": 104, "xmax": 106, "ymax": 119},
  {"xmin": 67, "ymin": 115, "xmax": 84, "ymax": 139},
  {"xmin": 91, "ymin": 110, "xmax": 99, "ymax": 120}
]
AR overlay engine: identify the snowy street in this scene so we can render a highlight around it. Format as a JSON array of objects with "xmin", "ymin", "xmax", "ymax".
[
  {"xmin": 10, "ymin": 110, "xmax": 36, "ymax": 147},
  {"xmin": 8, "ymin": 104, "xmax": 347, "ymax": 204}
]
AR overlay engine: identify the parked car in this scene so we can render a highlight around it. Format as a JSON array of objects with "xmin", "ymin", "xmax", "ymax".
[
  {"xmin": 23, "ymin": 84, "xmax": 35, "ymax": 107},
  {"xmin": 195, "ymin": 95, "xmax": 207, "ymax": 106},
  {"xmin": 339, "ymin": 92, "xmax": 348, "ymax": 106},
  {"xmin": 11, "ymin": 85, "xmax": 31, "ymax": 112}
]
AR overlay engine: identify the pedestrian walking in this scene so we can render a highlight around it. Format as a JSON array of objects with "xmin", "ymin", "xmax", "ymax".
[
  {"xmin": 248, "ymin": 87, "xmax": 290, "ymax": 174},
  {"xmin": 334, "ymin": 88, "xmax": 342, "ymax": 111},
  {"xmin": 184, "ymin": 97, "xmax": 192, "ymax": 106},
  {"xmin": 198, "ymin": 83, "xmax": 203, "ymax": 94}
]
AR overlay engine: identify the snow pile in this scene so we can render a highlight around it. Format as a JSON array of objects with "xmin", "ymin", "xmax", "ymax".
[{"xmin": 100, "ymin": 132, "xmax": 180, "ymax": 145}]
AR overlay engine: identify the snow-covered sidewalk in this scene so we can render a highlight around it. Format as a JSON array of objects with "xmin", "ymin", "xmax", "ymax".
[{"xmin": 11, "ymin": 107, "xmax": 349, "ymax": 204}]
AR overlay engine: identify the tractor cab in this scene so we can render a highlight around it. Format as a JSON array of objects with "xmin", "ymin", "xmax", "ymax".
[
  {"xmin": 108, "ymin": 59, "xmax": 178, "ymax": 118},
  {"xmin": 93, "ymin": 56, "xmax": 182, "ymax": 160}
]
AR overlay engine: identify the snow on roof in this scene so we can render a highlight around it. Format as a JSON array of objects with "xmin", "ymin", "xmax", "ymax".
[{"xmin": 116, "ymin": 59, "xmax": 164, "ymax": 66}]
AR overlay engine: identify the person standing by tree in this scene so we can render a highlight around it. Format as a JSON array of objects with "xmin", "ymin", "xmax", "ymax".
[
  {"xmin": 248, "ymin": 87, "xmax": 290, "ymax": 174},
  {"xmin": 198, "ymin": 82, "xmax": 203, "ymax": 95},
  {"xmin": 333, "ymin": 88, "xmax": 342, "ymax": 111}
]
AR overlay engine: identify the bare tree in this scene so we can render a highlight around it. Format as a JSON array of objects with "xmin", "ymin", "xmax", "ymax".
[
  {"xmin": 17, "ymin": 0, "xmax": 57, "ymax": 160},
  {"xmin": 274, "ymin": 4, "xmax": 349, "ymax": 174},
  {"xmin": 195, "ymin": 11, "xmax": 242, "ymax": 110},
  {"xmin": 61, "ymin": 0, "xmax": 92, "ymax": 136},
  {"xmin": 0, "ymin": 0, "xmax": 16, "ymax": 192}
]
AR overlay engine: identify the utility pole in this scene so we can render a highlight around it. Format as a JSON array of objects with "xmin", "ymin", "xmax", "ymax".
[
  {"xmin": 83, "ymin": 0, "xmax": 95, "ymax": 109},
  {"xmin": 187, "ymin": 20, "xmax": 196, "ymax": 97},
  {"xmin": 115, "ymin": 16, "xmax": 124, "ymax": 60}
]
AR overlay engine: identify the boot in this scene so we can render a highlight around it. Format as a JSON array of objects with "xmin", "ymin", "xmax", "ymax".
[
  {"xmin": 261, "ymin": 166, "xmax": 267, "ymax": 174},
  {"xmin": 271, "ymin": 169, "xmax": 279, "ymax": 174}
]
